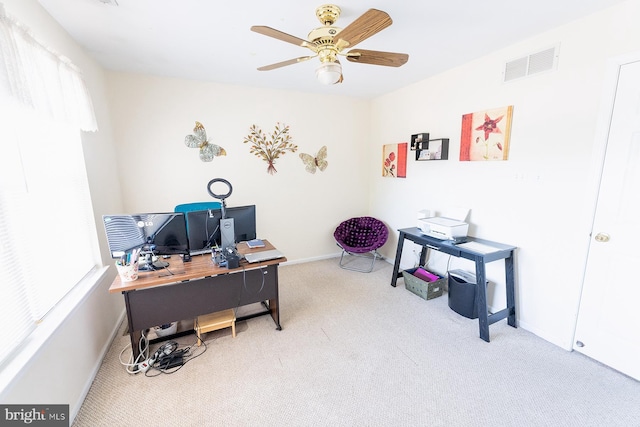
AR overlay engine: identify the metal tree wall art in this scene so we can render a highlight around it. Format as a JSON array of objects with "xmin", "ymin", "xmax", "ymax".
[
  {"xmin": 243, "ymin": 122, "xmax": 298, "ymax": 174},
  {"xmin": 184, "ymin": 121, "xmax": 226, "ymax": 162}
]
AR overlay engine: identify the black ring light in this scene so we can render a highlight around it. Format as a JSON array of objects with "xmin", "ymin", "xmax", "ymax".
[
  {"xmin": 207, "ymin": 178, "xmax": 233, "ymax": 219},
  {"xmin": 207, "ymin": 178, "xmax": 233, "ymax": 200}
]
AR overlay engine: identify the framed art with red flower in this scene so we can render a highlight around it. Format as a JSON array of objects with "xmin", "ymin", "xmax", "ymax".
[
  {"xmin": 460, "ymin": 105, "xmax": 513, "ymax": 161},
  {"xmin": 382, "ymin": 143, "xmax": 407, "ymax": 178}
]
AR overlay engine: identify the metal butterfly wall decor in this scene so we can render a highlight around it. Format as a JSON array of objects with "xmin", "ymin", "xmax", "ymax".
[
  {"xmin": 184, "ymin": 121, "xmax": 226, "ymax": 162},
  {"xmin": 299, "ymin": 146, "xmax": 328, "ymax": 174}
]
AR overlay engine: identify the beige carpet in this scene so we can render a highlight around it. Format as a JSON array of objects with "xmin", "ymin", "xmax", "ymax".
[{"xmin": 72, "ymin": 258, "xmax": 640, "ymax": 426}]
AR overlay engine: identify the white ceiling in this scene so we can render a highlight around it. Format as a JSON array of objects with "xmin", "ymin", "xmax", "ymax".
[{"xmin": 38, "ymin": 0, "xmax": 626, "ymax": 99}]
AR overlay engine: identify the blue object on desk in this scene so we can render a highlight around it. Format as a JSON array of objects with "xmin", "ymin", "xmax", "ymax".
[{"xmin": 247, "ymin": 239, "xmax": 265, "ymax": 248}]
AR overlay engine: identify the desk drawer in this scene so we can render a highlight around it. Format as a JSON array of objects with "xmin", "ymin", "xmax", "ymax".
[
  {"xmin": 424, "ymin": 242, "xmax": 460, "ymax": 257},
  {"xmin": 401, "ymin": 228, "xmax": 462, "ymax": 257}
]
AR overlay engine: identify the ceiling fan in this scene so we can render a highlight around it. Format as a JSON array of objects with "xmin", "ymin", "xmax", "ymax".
[{"xmin": 251, "ymin": 4, "xmax": 409, "ymax": 85}]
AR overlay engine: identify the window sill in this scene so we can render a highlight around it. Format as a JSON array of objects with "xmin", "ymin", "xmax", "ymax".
[{"xmin": 0, "ymin": 265, "xmax": 110, "ymax": 396}]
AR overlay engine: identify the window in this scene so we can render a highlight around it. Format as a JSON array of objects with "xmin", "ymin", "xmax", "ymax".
[
  {"xmin": 0, "ymin": 101, "xmax": 99, "ymax": 367},
  {"xmin": 0, "ymin": 7, "xmax": 99, "ymax": 368}
]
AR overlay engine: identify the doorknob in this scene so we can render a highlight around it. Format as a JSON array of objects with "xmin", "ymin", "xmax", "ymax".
[{"xmin": 594, "ymin": 233, "xmax": 610, "ymax": 242}]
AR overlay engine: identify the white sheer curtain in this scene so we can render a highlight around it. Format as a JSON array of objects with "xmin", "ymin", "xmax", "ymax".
[
  {"xmin": 0, "ymin": 4, "xmax": 97, "ymax": 131},
  {"xmin": 0, "ymin": 5, "xmax": 99, "ymax": 367}
]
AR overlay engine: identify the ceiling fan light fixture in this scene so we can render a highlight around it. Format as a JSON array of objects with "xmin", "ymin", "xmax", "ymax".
[
  {"xmin": 252, "ymin": 6, "xmax": 408, "ymax": 85},
  {"xmin": 316, "ymin": 61, "xmax": 342, "ymax": 85}
]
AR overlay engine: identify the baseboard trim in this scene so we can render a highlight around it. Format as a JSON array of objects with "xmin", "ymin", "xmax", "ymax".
[{"xmin": 70, "ymin": 309, "xmax": 126, "ymax": 424}]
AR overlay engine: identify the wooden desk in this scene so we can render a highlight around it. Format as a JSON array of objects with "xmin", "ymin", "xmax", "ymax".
[
  {"xmin": 391, "ymin": 228, "xmax": 516, "ymax": 342},
  {"xmin": 109, "ymin": 240, "xmax": 285, "ymax": 359}
]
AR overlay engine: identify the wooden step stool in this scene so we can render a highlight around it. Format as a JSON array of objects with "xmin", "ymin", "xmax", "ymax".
[{"xmin": 194, "ymin": 309, "xmax": 236, "ymax": 345}]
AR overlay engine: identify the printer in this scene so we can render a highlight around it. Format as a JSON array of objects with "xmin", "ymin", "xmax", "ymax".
[{"xmin": 417, "ymin": 217, "xmax": 469, "ymax": 241}]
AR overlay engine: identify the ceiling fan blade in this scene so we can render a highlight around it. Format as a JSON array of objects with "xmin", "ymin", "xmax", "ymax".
[
  {"xmin": 251, "ymin": 26, "xmax": 316, "ymax": 51},
  {"xmin": 257, "ymin": 56, "xmax": 316, "ymax": 71},
  {"xmin": 333, "ymin": 9, "xmax": 392, "ymax": 50},
  {"xmin": 346, "ymin": 49, "xmax": 409, "ymax": 67}
]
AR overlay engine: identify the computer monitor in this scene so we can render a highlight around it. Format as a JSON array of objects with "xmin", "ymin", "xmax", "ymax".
[
  {"xmin": 185, "ymin": 209, "xmax": 222, "ymax": 255},
  {"xmin": 227, "ymin": 205, "xmax": 257, "ymax": 243},
  {"xmin": 103, "ymin": 212, "xmax": 190, "ymax": 259},
  {"xmin": 186, "ymin": 205, "xmax": 256, "ymax": 254}
]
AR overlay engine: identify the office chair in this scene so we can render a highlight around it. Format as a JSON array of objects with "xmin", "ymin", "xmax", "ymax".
[
  {"xmin": 174, "ymin": 202, "xmax": 222, "ymax": 214},
  {"xmin": 175, "ymin": 202, "xmax": 223, "ymax": 253},
  {"xmin": 334, "ymin": 216, "xmax": 388, "ymax": 273},
  {"xmin": 175, "ymin": 202, "xmax": 222, "ymax": 228}
]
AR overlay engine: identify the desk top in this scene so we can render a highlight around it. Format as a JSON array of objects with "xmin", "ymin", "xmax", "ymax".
[
  {"xmin": 108, "ymin": 240, "xmax": 286, "ymax": 293},
  {"xmin": 399, "ymin": 227, "xmax": 516, "ymax": 262}
]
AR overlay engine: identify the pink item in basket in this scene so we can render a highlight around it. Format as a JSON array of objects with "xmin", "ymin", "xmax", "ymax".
[{"xmin": 413, "ymin": 267, "xmax": 439, "ymax": 282}]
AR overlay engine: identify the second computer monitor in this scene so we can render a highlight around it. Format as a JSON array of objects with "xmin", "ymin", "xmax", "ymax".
[
  {"xmin": 103, "ymin": 212, "xmax": 190, "ymax": 258},
  {"xmin": 186, "ymin": 205, "xmax": 256, "ymax": 254},
  {"xmin": 226, "ymin": 205, "xmax": 257, "ymax": 242}
]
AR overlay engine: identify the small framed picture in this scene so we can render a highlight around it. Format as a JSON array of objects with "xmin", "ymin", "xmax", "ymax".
[
  {"xmin": 410, "ymin": 133, "xmax": 429, "ymax": 151},
  {"xmin": 415, "ymin": 138, "xmax": 449, "ymax": 161},
  {"xmin": 417, "ymin": 148, "xmax": 434, "ymax": 160}
]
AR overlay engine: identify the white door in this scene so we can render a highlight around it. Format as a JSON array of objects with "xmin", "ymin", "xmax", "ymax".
[{"xmin": 573, "ymin": 59, "xmax": 640, "ymax": 380}]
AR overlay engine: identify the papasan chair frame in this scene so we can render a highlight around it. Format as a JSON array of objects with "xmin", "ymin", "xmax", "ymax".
[{"xmin": 334, "ymin": 216, "xmax": 389, "ymax": 273}]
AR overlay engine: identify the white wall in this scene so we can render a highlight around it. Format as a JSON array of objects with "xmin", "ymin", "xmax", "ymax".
[
  {"xmin": 105, "ymin": 73, "xmax": 371, "ymax": 260},
  {"xmin": 3, "ymin": 0, "xmax": 640, "ymax": 422},
  {"xmin": 368, "ymin": 0, "xmax": 640, "ymax": 349},
  {"xmin": 0, "ymin": 0, "xmax": 124, "ymax": 419}
]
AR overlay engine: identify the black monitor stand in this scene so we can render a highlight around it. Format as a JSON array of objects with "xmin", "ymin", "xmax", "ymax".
[{"xmin": 138, "ymin": 246, "xmax": 169, "ymax": 271}]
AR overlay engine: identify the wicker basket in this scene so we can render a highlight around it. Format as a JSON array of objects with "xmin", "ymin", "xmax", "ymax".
[{"xmin": 402, "ymin": 268, "xmax": 445, "ymax": 300}]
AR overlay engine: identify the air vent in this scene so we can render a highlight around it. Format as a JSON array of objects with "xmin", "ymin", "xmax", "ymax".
[{"xmin": 503, "ymin": 45, "xmax": 559, "ymax": 82}]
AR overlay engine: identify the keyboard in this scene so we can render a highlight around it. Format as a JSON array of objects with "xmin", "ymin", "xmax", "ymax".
[
  {"xmin": 243, "ymin": 249, "xmax": 285, "ymax": 263},
  {"xmin": 190, "ymin": 248, "xmax": 212, "ymax": 256}
]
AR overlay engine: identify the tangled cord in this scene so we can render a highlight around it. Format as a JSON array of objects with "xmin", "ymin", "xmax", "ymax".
[
  {"xmin": 118, "ymin": 330, "xmax": 150, "ymax": 374},
  {"xmin": 144, "ymin": 337, "xmax": 208, "ymax": 377}
]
